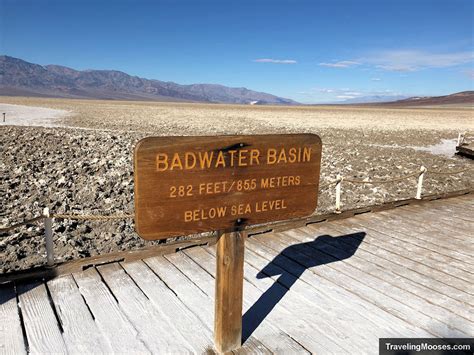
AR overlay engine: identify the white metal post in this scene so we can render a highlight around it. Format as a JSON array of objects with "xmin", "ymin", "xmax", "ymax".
[
  {"xmin": 457, "ymin": 133, "xmax": 462, "ymax": 147},
  {"xmin": 416, "ymin": 166, "xmax": 426, "ymax": 200},
  {"xmin": 335, "ymin": 175, "xmax": 342, "ymax": 213},
  {"xmin": 43, "ymin": 207, "xmax": 54, "ymax": 266}
]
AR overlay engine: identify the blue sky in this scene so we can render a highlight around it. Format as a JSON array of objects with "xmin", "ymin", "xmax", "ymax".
[{"xmin": 1, "ymin": 0, "xmax": 473, "ymax": 103}]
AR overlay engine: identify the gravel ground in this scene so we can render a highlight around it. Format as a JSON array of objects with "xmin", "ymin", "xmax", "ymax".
[
  {"xmin": 1, "ymin": 119, "xmax": 473, "ymax": 273},
  {"xmin": 0, "ymin": 126, "xmax": 473, "ymax": 273}
]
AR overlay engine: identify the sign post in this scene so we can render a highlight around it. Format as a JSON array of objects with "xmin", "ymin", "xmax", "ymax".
[
  {"xmin": 214, "ymin": 230, "xmax": 245, "ymax": 353},
  {"xmin": 133, "ymin": 134, "xmax": 322, "ymax": 352}
]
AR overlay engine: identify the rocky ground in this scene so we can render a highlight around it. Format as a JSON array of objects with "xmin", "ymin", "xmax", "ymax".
[{"xmin": 1, "ymin": 121, "xmax": 473, "ymax": 273}]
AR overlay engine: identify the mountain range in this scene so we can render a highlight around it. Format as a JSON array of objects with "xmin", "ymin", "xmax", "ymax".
[
  {"xmin": 375, "ymin": 91, "xmax": 474, "ymax": 106},
  {"xmin": 335, "ymin": 95, "xmax": 410, "ymax": 104},
  {"xmin": 0, "ymin": 55, "xmax": 298, "ymax": 105},
  {"xmin": 1, "ymin": 55, "xmax": 472, "ymax": 106}
]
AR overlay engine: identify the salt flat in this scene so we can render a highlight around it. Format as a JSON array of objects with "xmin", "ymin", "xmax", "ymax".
[
  {"xmin": 1, "ymin": 96, "xmax": 473, "ymax": 273},
  {"xmin": 0, "ymin": 103, "xmax": 71, "ymax": 127},
  {"xmin": 0, "ymin": 96, "xmax": 473, "ymax": 134}
]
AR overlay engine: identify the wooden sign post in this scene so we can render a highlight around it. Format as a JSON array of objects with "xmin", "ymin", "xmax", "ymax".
[
  {"xmin": 134, "ymin": 134, "xmax": 322, "ymax": 353},
  {"xmin": 214, "ymin": 230, "xmax": 245, "ymax": 352}
]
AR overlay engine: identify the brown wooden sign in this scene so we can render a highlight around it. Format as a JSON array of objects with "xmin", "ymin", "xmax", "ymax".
[{"xmin": 134, "ymin": 134, "xmax": 322, "ymax": 240}]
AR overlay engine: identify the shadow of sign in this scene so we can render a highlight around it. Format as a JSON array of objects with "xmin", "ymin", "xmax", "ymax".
[{"xmin": 242, "ymin": 232, "xmax": 366, "ymax": 342}]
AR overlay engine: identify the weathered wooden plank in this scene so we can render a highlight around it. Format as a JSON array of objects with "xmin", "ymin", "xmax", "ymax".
[
  {"xmin": 235, "ymin": 244, "xmax": 396, "ymax": 350},
  {"xmin": 348, "ymin": 221, "xmax": 473, "ymax": 272},
  {"xmin": 333, "ymin": 218, "xmax": 474, "ymax": 307},
  {"xmin": 417, "ymin": 228, "xmax": 474, "ymax": 255},
  {"xmin": 166, "ymin": 252, "xmax": 316, "ymax": 353},
  {"xmin": 72, "ymin": 268, "xmax": 150, "ymax": 354},
  {"xmin": 453, "ymin": 195, "xmax": 474, "ymax": 206},
  {"xmin": 324, "ymin": 220, "xmax": 474, "ymax": 316},
  {"xmin": 391, "ymin": 204, "xmax": 474, "ymax": 235},
  {"xmin": 47, "ymin": 275, "xmax": 114, "ymax": 354},
  {"xmin": 354, "ymin": 213, "xmax": 474, "ymax": 264},
  {"xmin": 449, "ymin": 194, "xmax": 474, "ymax": 204},
  {"xmin": 330, "ymin": 217, "xmax": 474, "ymax": 284},
  {"xmin": 205, "ymin": 242, "xmax": 396, "ymax": 353},
  {"xmin": 382, "ymin": 207, "xmax": 474, "ymax": 244},
  {"xmin": 185, "ymin": 246, "xmax": 351, "ymax": 354},
  {"xmin": 439, "ymin": 194, "xmax": 474, "ymax": 211},
  {"xmin": 0, "ymin": 283, "xmax": 26, "ymax": 355},
  {"xmin": 298, "ymin": 224, "xmax": 474, "ymax": 329},
  {"xmin": 349, "ymin": 225, "xmax": 473, "ymax": 277},
  {"xmin": 420, "ymin": 195, "xmax": 474, "ymax": 213},
  {"xmin": 16, "ymin": 281, "xmax": 67, "ymax": 354},
  {"xmin": 242, "ymin": 241, "xmax": 425, "ymax": 347},
  {"xmin": 380, "ymin": 204, "xmax": 469, "ymax": 234},
  {"xmin": 372, "ymin": 210, "xmax": 474, "ymax": 252},
  {"xmin": 97, "ymin": 263, "xmax": 195, "ymax": 353},
  {"xmin": 380, "ymin": 206, "xmax": 473, "ymax": 239},
  {"xmin": 242, "ymin": 236, "xmax": 428, "ymax": 338},
  {"xmin": 148, "ymin": 255, "xmax": 213, "ymax": 323},
  {"xmin": 403, "ymin": 211, "xmax": 474, "ymax": 243},
  {"xmin": 163, "ymin": 250, "xmax": 282, "ymax": 354},
  {"xmin": 429, "ymin": 197, "xmax": 474, "ymax": 214},
  {"xmin": 171, "ymin": 249, "xmax": 311, "ymax": 354},
  {"xmin": 119, "ymin": 259, "xmax": 217, "ymax": 353},
  {"xmin": 252, "ymin": 231, "xmax": 467, "ymax": 338},
  {"xmin": 426, "ymin": 202, "xmax": 474, "ymax": 223},
  {"xmin": 141, "ymin": 256, "xmax": 270, "ymax": 354},
  {"xmin": 281, "ymin": 228, "xmax": 472, "ymax": 336}
]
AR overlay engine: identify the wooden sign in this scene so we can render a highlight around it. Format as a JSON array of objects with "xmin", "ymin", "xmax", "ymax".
[{"xmin": 134, "ymin": 134, "xmax": 322, "ymax": 240}]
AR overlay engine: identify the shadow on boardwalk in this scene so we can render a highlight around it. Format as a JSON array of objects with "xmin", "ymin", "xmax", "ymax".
[{"xmin": 242, "ymin": 232, "xmax": 366, "ymax": 342}]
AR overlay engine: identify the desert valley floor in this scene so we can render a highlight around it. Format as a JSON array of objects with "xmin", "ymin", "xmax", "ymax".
[{"xmin": 1, "ymin": 97, "xmax": 473, "ymax": 272}]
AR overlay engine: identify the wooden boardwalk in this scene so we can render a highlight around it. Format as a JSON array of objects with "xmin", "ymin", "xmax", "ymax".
[
  {"xmin": 1, "ymin": 194, "xmax": 473, "ymax": 354},
  {"xmin": 457, "ymin": 141, "xmax": 474, "ymax": 159}
]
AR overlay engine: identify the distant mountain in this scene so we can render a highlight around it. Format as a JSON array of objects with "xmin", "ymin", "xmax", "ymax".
[
  {"xmin": 0, "ymin": 55, "xmax": 298, "ymax": 105},
  {"xmin": 377, "ymin": 91, "xmax": 474, "ymax": 106},
  {"xmin": 332, "ymin": 91, "xmax": 474, "ymax": 106},
  {"xmin": 336, "ymin": 95, "xmax": 410, "ymax": 104}
]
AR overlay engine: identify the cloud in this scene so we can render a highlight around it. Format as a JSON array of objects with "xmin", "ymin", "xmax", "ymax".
[
  {"xmin": 299, "ymin": 87, "xmax": 399, "ymax": 98},
  {"xmin": 318, "ymin": 60, "xmax": 360, "ymax": 68},
  {"xmin": 316, "ymin": 88, "xmax": 335, "ymax": 93},
  {"xmin": 321, "ymin": 88, "xmax": 364, "ymax": 96},
  {"xmin": 318, "ymin": 50, "xmax": 473, "ymax": 72},
  {"xmin": 253, "ymin": 58, "xmax": 297, "ymax": 64},
  {"xmin": 364, "ymin": 50, "xmax": 474, "ymax": 72},
  {"xmin": 308, "ymin": 88, "xmax": 363, "ymax": 96},
  {"xmin": 371, "ymin": 77, "xmax": 382, "ymax": 81}
]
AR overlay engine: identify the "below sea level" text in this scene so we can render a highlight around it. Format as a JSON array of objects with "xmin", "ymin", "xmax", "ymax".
[{"xmin": 184, "ymin": 199, "xmax": 287, "ymax": 222}]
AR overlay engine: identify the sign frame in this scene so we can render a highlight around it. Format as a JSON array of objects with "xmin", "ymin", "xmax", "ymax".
[{"xmin": 133, "ymin": 133, "xmax": 322, "ymax": 240}]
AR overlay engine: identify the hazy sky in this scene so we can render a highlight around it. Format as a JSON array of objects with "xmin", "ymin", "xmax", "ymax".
[{"xmin": 1, "ymin": 0, "xmax": 473, "ymax": 103}]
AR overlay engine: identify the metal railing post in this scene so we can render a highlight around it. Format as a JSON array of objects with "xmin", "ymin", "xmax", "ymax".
[
  {"xmin": 416, "ymin": 166, "xmax": 426, "ymax": 200},
  {"xmin": 43, "ymin": 207, "xmax": 55, "ymax": 266},
  {"xmin": 335, "ymin": 175, "xmax": 342, "ymax": 213}
]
